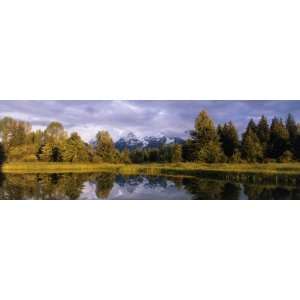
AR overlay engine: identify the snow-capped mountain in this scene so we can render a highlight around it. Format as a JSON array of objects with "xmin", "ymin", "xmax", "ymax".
[
  {"xmin": 114, "ymin": 132, "xmax": 185, "ymax": 151},
  {"xmin": 114, "ymin": 132, "xmax": 144, "ymax": 150}
]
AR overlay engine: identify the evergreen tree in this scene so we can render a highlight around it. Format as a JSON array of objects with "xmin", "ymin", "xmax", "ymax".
[
  {"xmin": 158, "ymin": 145, "xmax": 173, "ymax": 162},
  {"xmin": 286, "ymin": 113, "xmax": 298, "ymax": 153},
  {"xmin": 182, "ymin": 139, "xmax": 197, "ymax": 162},
  {"xmin": 171, "ymin": 144, "xmax": 182, "ymax": 162},
  {"xmin": 294, "ymin": 133, "xmax": 300, "ymax": 160},
  {"xmin": 245, "ymin": 118, "xmax": 257, "ymax": 135},
  {"xmin": 190, "ymin": 111, "xmax": 223, "ymax": 163},
  {"xmin": 268, "ymin": 117, "xmax": 289, "ymax": 159},
  {"xmin": 130, "ymin": 149, "xmax": 145, "ymax": 163},
  {"xmin": 218, "ymin": 121, "xmax": 239, "ymax": 158},
  {"xmin": 0, "ymin": 143, "xmax": 6, "ymax": 164},
  {"xmin": 256, "ymin": 115, "xmax": 270, "ymax": 158},
  {"xmin": 95, "ymin": 131, "xmax": 116, "ymax": 162},
  {"xmin": 143, "ymin": 149, "xmax": 150, "ymax": 162},
  {"xmin": 120, "ymin": 148, "xmax": 131, "ymax": 164},
  {"xmin": 40, "ymin": 143, "xmax": 63, "ymax": 162},
  {"xmin": 149, "ymin": 149, "xmax": 159, "ymax": 162},
  {"xmin": 241, "ymin": 129, "xmax": 263, "ymax": 162}
]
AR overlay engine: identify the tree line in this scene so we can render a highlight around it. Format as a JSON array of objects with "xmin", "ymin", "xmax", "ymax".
[
  {"xmin": 0, "ymin": 111, "xmax": 299, "ymax": 164},
  {"xmin": 0, "ymin": 117, "xmax": 182, "ymax": 164},
  {"xmin": 182, "ymin": 110, "xmax": 300, "ymax": 163}
]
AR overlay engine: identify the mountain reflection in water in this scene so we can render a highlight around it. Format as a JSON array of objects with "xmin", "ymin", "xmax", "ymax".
[{"xmin": 0, "ymin": 172, "xmax": 299, "ymax": 200}]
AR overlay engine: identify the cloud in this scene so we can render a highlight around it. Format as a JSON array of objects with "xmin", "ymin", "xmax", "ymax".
[{"xmin": 0, "ymin": 100, "xmax": 299, "ymax": 142}]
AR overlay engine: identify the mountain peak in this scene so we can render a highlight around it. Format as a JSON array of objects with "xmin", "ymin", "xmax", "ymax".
[
  {"xmin": 115, "ymin": 133, "xmax": 185, "ymax": 151},
  {"xmin": 124, "ymin": 132, "xmax": 137, "ymax": 141}
]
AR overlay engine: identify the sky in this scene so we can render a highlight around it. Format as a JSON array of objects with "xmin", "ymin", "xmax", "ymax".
[{"xmin": 0, "ymin": 100, "xmax": 299, "ymax": 142}]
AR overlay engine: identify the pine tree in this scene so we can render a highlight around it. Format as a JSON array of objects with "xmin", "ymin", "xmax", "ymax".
[
  {"xmin": 121, "ymin": 148, "xmax": 131, "ymax": 164},
  {"xmin": 40, "ymin": 143, "xmax": 54, "ymax": 161},
  {"xmin": 95, "ymin": 131, "xmax": 116, "ymax": 162},
  {"xmin": 190, "ymin": 111, "xmax": 223, "ymax": 163},
  {"xmin": 241, "ymin": 129, "xmax": 263, "ymax": 162},
  {"xmin": 245, "ymin": 119, "xmax": 257, "ymax": 135},
  {"xmin": 171, "ymin": 144, "xmax": 182, "ymax": 162},
  {"xmin": 286, "ymin": 113, "xmax": 298, "ymax": 153},
  {"xmin": 40, "ymin": 144, "xmax": 63, "ymax": 162},
  {"xmin": 268, "ymin": 117, "xmax": 289, "ymax": 159},
  {"xmin": 0, "ymin": 143, "xmax": 6, "ymax": 164},
  {"xmin": 143, "ymin": 149, "xmax": 150, "ymax": 162},
  {"xmin": 294, "ymin": 134, "xmax": 300, "ymax": 160},
  {"xmin": 149, "ymin": 149, "xmax": 159, "ymax": 162},
  {"xmin": 256, "ymin": 115, "xmax": 270, "ymax": 158},
  {"xmin": 182, "ymin": 139, "xmax": 197, "ymax": 161},
  {"xmin": 218, "ymin": 121, "xmax": 239, "ymax": 158},
  {"xmin": 130, "ymin": 149, "xmax": 145, "ymax": 163}
]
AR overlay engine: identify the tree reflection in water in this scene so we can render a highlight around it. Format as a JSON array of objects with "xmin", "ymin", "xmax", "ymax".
[
  {"xmin": 182, "ymin": 177, "xmax": 241, "ymax": 200},
  {"xmin": 0, "ymin": 171, "xmax": 299, "ymax": 200},
  {"xmin": 95, "ymin": 173, "xmax": 116, "ymax": 199}
]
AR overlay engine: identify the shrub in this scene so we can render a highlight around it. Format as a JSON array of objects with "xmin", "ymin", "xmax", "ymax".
[
  {"xmin": 92, "ymin": 155, "xmax": 102, "ymax": 163},
  {"xmin": 229, "ymin": 150, "xmax": 242, "ymax": 163},
  {"xmin": 24, "ymin": 154, "xmax": 38, "ymax": 162},
  {"xmin": 278, "ymin": 150, "xmax": 294, "ymax": 163}
]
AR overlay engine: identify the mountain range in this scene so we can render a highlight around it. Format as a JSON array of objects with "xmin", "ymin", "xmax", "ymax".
[{"xmin": 90, "ymin": 132, "xmax": 185, "ymax": 151}]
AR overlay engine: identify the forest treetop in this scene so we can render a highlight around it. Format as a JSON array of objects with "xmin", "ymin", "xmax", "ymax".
[{"xmin": 0, "ymin": 111, "xmax": 299, "ymax": 164}]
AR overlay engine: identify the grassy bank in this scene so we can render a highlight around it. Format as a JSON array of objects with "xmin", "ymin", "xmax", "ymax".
[
  {"xmin": 2, "ymin": 162, "xmax": 300, "ymax": 186},
  {"xmin": 2, "ymin": 162, "xmax": 300, "ymax": 175}
]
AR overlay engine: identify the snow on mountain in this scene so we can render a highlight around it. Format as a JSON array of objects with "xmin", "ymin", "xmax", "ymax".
[
  {"xmin": 89, "ymin": 132, "xmax": 185, "ymax": 150},
  {"xmin": 165, "ymin": 137, "xmax": 175, "ymax": 144},
  {"xmin": 114, "ymin": 132, "xmax": 184, "ymax": 151},
  {"xmin": 115, "ymin": 132, "xmax": 144, "ymax": 150}
]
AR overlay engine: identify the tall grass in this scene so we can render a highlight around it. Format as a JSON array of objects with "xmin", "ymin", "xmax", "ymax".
[{"xmin": 2, "ymin": 162, "xmax": 300, "ymax": 176}]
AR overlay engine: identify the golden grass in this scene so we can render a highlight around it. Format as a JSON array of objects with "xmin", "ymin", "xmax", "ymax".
[{"xmin": 2, "ymin": 162, "xmax": 300, "ymax": 176}]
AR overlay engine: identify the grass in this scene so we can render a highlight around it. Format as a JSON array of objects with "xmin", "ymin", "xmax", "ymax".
[
  {"xmin": 2, "ymin": 162, "xmax": 300, "ymax": 176},
  {"xmin": 2, "ymin": 162, "xmax": 300, "ymax": 186}
]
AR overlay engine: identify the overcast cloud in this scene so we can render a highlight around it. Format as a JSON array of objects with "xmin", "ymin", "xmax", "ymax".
[{"xmin": 0, "ymin": 101, "xmax": 299, "ymax": 142}]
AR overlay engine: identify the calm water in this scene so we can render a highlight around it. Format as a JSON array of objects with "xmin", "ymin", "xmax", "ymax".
[{"xmin": 0, "ymin": 172, "xmax": 299, "ymax": 200}]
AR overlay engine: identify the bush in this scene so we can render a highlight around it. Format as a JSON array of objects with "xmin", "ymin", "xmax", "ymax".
[
  {"xmin": 24, "ymin": 154, "xmax": 38, "ymax": 162},
  {"xmin": 92, "ymin": 155, "xmax": 102, "ymax": 163},
  {"xmin": 229, "ymin": 150, "xmax": 242, "ymax": 163},
  {"xmin": 263, "ymin": 158, "xmax": 277, "ymax": 163},
  {"xmin": 278, "ymin": 150, "xmax": 294, "ymax": 163}
]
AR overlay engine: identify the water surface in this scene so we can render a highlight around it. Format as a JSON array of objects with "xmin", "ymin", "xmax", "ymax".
[{"xmin": 0, "ymin": 172, "xmax": 299, "ymax": 200}]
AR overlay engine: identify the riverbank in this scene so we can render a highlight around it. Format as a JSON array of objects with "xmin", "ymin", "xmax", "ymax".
[{"xmin": 2, "ymin": 162, "xmax": 300, "ymax": 176}]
